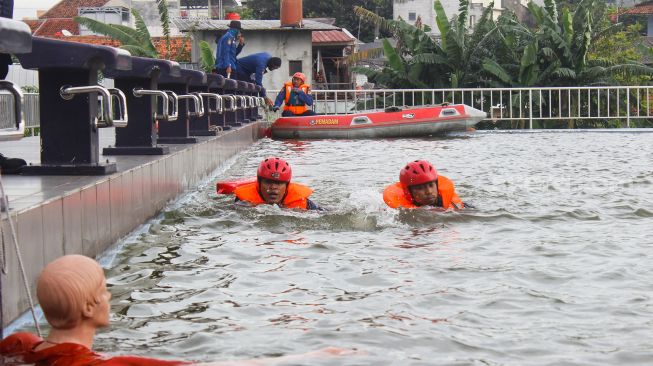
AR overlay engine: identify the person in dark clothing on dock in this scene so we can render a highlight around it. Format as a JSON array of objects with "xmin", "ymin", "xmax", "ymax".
[
  {"xmin": 214, "ymin": 20, "xmax": 244, "ymax": 79},
  {"xmin": 235, "ymin": 52, "xmax": 281, "ymax": 106}
]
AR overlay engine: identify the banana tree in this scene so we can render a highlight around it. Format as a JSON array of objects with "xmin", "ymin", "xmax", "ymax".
[{"xmin": 353, "ymin": 0, "xmax": 498, "ymax": 89}]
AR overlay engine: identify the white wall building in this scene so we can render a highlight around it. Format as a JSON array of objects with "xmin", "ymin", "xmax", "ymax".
[
  {"xmin": 173, "ymin": 19, "xmax": 338, "ymax": 93},
  {"xmin": 392, "ymin": 0, "xmax": 503, "ymax": 36}
]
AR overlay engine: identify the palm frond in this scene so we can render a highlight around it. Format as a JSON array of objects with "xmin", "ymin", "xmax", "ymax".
[
  {"xmin": 128, "ymin": 10, "xmax": 150, "ymax": 42},
  {"xmin": 482, "ymin": 58, "xmax": 514, "ymax": 85},
  {"xmin": 383, "ymin": 38, "xmax": 404, "ymax": 73},
  {"xmin": 73, "ymin": 16, "xmax": 143, "ymax": 48},
  {"xmin": 411, "ymin": 53, "xmax": 450, "ymax": 65},
  {"xmin": 157, "ymin": 0, "xmax": 171, "ymax": 59},
  {"xmin": 543, "ymin": 0, "xmax": 558, "ymax": 22},
  {"xmin": 552, "ymin": 67, "xmax": 576, "ymax": 79},
  {"xmin": 119, "ymin": 45, "xmax": 153, "ymax": 57},
  {"xmin": 199, "ymin": 40, "xmax": 215, "ymax": 73},
  {"xmin": 605, "ymin": 63, "xmax": 653, "ymax": 76}
]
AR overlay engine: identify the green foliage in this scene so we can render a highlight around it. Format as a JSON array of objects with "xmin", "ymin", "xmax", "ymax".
[
  {"xmin": 352, "ymin": 0, "xmax": 497, "ymax": 89},
  {"xmin": 199, "ymin": 40, "xmax": 216, "ymax": 73},
  {"xmin": 271, "ymin": 0, "xmax": 653, "ymax": 89},
  {"xmin": 157, "ymin": 0, "xmax": 172, "ymax": 58},
  {"xmin": 589, "ymin": 23, "xmax": 650, "ymax": 85}
]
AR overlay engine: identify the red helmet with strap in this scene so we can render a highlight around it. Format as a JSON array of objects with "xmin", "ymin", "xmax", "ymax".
[
  {"xmin": 257, "ymin": 157, "xmax": 292, "ymax": 182},
  {"xmin": 400, "ymin": 160, "xmax": 438, "ymax": 197},
  {"xmin": 292, "ymin": 72, "xmax": 306, "ymax": 83}
]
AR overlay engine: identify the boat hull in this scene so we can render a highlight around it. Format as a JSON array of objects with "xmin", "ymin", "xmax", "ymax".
[{"xmin": 271, "ymin": 104, "xmax": 486, "ymax": 139}]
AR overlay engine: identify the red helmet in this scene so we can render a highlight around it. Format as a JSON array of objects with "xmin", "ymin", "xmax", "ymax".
[
  {"xmin": 292, "ymin": 72, "xmax": 306, "ymax": 83},
  {"xmin": 257, "ymin": 157, "xmax": 292, "ymax": 182},
  {"xmin": 399, "ymin": 160, "xmax": 438, "ymax": 195}
]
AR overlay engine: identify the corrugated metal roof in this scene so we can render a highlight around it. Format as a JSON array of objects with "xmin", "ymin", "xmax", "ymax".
[
  {"xmin": 312, "ymin": 30, "xmax": 354, "ymax": 44},
  {"xmin": 41, "ymin": 0, "xmax": 111, "ymax": 19},
  {"xmin": 172, "ymin": 18, "xmax": 339, "ymax": 32},
  {"xmin": 623, "ymin": 0, "xmax": 653, "ymax": 14}
]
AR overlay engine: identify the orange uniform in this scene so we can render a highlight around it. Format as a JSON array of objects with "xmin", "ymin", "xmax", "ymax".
[
  {"xmin": 383, "ymin": 175, "xmax": 464, "ymax": 209},
  {"xmin": 282, "ymin": 82, "xmax": 311, "ymax": 115},
  {"xmin": 234, "ymin": 181, "xmax": 314, "ymax": 210}
]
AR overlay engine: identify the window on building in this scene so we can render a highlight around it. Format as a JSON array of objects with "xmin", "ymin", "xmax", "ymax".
[
  {"xmin": 289, "ymin": 60, "xmax": 302, "ymax": 75},
  {"xmin": 408, "ymin": 12, "xmax": 417, "ymax": 21},
  {"xmin": 469, "ymin": 15, "xmax": 476, "ymax": 25}
]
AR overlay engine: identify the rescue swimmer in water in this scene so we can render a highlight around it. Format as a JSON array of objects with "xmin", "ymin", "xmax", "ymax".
[
  {"xmin": 229, "ymin": 157, "xmax": 321, "ymax": 210},
  {"xmin": 383, "ymin": 160, "xmax": 466, "ymax": 210}
]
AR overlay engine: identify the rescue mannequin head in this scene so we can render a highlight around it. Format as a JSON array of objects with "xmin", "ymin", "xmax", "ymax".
[
  {"xmin": 37, "ymin": 255, "xmax": 112, "ymax": 330},
  {"xmin": 400, "ymin": 160, "xmax": 439, "ymax": 206},
  {"xmin": 257, "ymin": 157, "xmax": 292, "ymax": 204}
]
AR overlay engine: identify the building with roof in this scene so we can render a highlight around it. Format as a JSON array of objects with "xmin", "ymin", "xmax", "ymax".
[
  {"xmin": 173, "ymin": 18, "xmax": 340, "ymax": 92},
  {"xmin": 312, "ymin": 29, "xmax": 356, "ymax": 90},
  {"xmin": 393, "ymin": 0, "xmax": 545, "ymax": 35},
  {"xmin": 21, "ymin": 0, "xmax": 190, "ymax": 62},
  {"xmin": 622, "ymin": 0, "xmax": 653, "ymax": 37}
]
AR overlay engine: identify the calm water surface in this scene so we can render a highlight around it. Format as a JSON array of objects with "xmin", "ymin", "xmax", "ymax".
[{"xmin": 94, "ymin": 132, "xmax": 652, "ymax": 365}]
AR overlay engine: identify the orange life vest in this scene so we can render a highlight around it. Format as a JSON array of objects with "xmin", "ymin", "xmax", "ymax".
[
  {"xmin": 383, "ymin": 175, "xmax": 464, "ymax": 210},
  {"xmin": 283, "ymin": 82, "xmax": 310, "ymax": 115},
  {"xmin": 233, "ymin": 182, "xmax": 314, "ymax": 210}
]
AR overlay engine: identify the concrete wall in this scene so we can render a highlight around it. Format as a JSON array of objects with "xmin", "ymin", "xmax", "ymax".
[
  {"xmin": 193, "ymin": 30, "xmax": 313, "ymax": 93},
  {"xmin": 0, "ymin": 124, "xmax": 262, "ymax": 327}
]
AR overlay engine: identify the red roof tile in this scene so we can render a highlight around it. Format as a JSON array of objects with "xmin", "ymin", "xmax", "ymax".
[
  {"xmin": 41, "ymin": 0, "xmax": 111, "ymax": 19},
  {"xmin": 31, "ymin": 18, "xmax": 80, "ymax": 36},
  {"xmin": 23, "ymin": 19, "xmax": 45, "ymax": 33},
  {"xmin": 52, "ymin": 35, "xmax": 121, "ymax": 47},
  {"xmin": 39, "ymin": 35, "xmax": 191, "ymax": 62},
  {"xmin": 623, "ymin": 0, "xmax": 653, "ymax": 14},
  {"xmin": 312, "ymin": 30, "xmax": 355, "ymax": 45}
]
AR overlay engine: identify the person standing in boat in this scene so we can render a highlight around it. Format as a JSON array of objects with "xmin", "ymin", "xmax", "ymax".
[
  {"xmin": 0, "ymin": 255, "xmax": 354, "ymax": 365},
  {"xmin": 272, "ymin": 72, "xmax": 316, "ymax": 117},
  {"xmin": 234, "ymin": 52, "xmax": 282, "ymax": 106},
  {"xmin": 233, "ymin": 157, "xmax": 320, "ymax": 210},
  {"xmin": 383, "ymin": 160, "xmax": 465, "ymax": 210},
  {"xmin": 214, "ymin": 20, "xmax": 244, "ymax": 79}
]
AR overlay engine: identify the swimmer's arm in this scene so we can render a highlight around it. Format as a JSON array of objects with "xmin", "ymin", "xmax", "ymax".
[{"xmin": 306, "ymin": 198, "xmax": 323, "ymax": 211}]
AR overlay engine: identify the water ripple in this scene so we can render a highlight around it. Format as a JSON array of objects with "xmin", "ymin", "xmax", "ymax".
[{"xmin": 91, "ymin": 133, "xmax": 653, "ymax": 365}]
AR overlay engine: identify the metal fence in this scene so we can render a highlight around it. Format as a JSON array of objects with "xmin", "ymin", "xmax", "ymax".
[
  {"xmin": 4, "ymin": 87, "xmax": 653, "ymax": 130},
  {"xmin": 300, "ymin": 86, "xmax": 653, "ymax": 128},
  {"xmin": 0, "ymin": 92, "xmax": 39, "ymax": 130}
]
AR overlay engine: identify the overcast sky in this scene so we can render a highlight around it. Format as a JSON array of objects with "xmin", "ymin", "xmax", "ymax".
[{"xmin": 13, "ymin": 0, "xmax": 61, "ymax": 20}]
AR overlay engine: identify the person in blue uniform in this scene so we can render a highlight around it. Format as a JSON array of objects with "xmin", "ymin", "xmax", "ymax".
[
  {"xmin": 214, "ymin": 20, "xmax": 244, "ymax": 78},
  {"xmin": 235, "ymin": 52, "xmax": 281, "ymax": 106}
]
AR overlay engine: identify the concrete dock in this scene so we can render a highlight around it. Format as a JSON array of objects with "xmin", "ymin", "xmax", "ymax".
[{"xmin": 0, "ymin": 123, "xmax": 264, "ymax": 328}]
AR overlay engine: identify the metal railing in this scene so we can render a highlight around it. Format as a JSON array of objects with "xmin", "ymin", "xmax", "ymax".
[
  {"xmin": 5, "ymin": 87, "xmax": 653, "ymax": 131},
  {"xmin": 272, "ymin": 86, "xmax": 653, "ymax": 128},
  {"xmin": 0, "ymin": 92, "xmax": 39, "ymax": 130}
]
